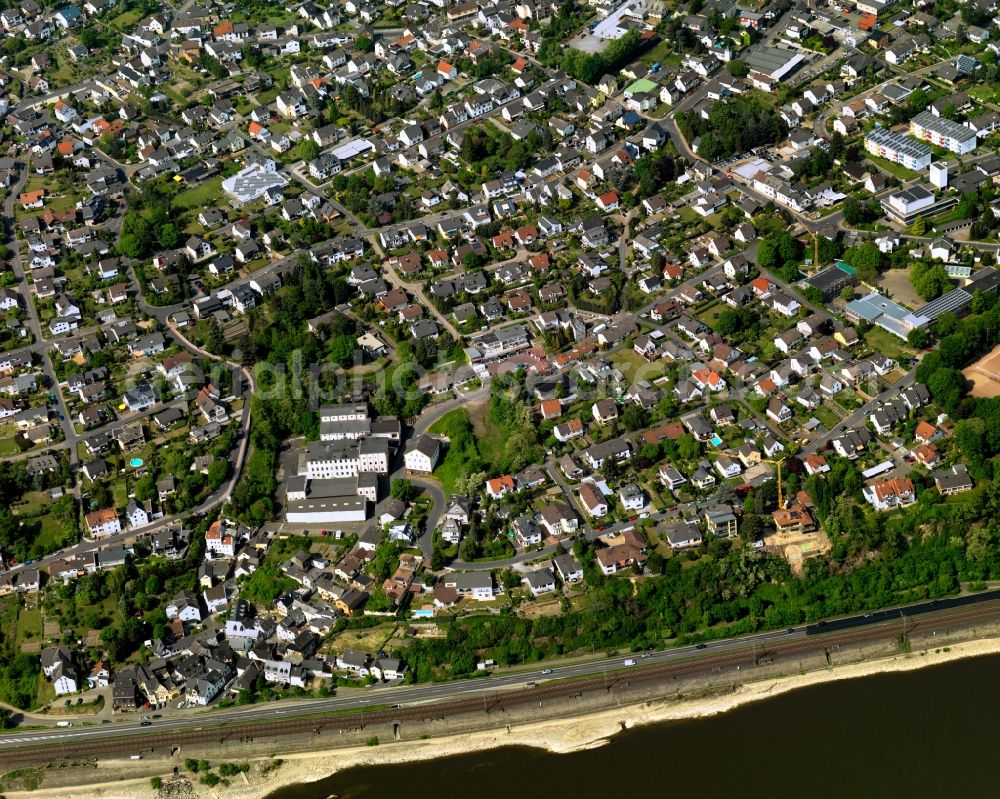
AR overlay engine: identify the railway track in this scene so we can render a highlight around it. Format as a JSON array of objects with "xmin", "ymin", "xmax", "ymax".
[{"xmin": 4, "ymin": 597, "xmax": 999, "ymax": 768}]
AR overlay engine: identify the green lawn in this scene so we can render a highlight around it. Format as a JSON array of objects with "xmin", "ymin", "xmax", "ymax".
[
  {"xmin": 696, "ymin": 301, "xmax": 725, "ymax": 329},
  {"xmin": 813, "ymin": 404, "xmax": 840, "ymax": 431},
  {"xmin": 0, "ymin": 433, "xmax": 24, "ymax": 455},
  {"xmin": 429, "ymin": 407, "xmax": 483, "ymax": 494},
  {"xmin": 967, "ymin": 85, "xmax": 997, "ymax": 104},
  {"xmin": 428, "ymin": 407, "xmax": 466, "ymax": 437},
  {"xmin": 48, "ymin": 56, "xmax": 78, "ymax": 88},
  {"xmin": 609, "ymin": 347, "xmax": 664, "ymax": 382},
  {"xmin": 172, "ymin": 177, "xmax": 225, "ymax": 211},
  {"xmin": 15, "ymin": 607, "xmax": 41, "ymax": 644},
  {"xmin": 20, "ymin": 513, "xmax": 71, "ymax": 559},
  {"xmin": 17, "ymin": 490, "xmax": 52, "ymax": 515},
  {"xmin": 107, "ymin": 8, "xmax": 142, "ymax": 29},
  {"xmin": 469, "ymin": 401, "xmax": 506, "ymax": 466},
  {"xmin": 111, "ymin": 478, "xmax": 129, "ymax": 508},
  {"xmin": 864, "ymin": 153, "xmax": 919, "ymax": 181},
  {"xmin": 864, "ymin": 326, "xmax": 913, "ymax": 363},
  {"xmin": 430, "ymin": 456, "xmax": 464, "ymax": 495},
  {"xmin": 429, "ymin": 403, "xmax": 510, "ymax": 493},
  {"xmin": 639, "ymin": 40, "xmax": 674, "ymax": 65}
]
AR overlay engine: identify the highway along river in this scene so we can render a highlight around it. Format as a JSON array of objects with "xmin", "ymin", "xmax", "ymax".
[{"xmin": 267, "ymin": 653, "xmax": 1000, "ymax": 798}]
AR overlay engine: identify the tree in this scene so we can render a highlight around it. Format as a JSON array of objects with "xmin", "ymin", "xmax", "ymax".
[
  {"xmin": 621, "ymin": 404, "xmax": 647, "ymax": 431},
  {"xmin": 842, "ymin": 198, "xmax": 865, "ymax": 226},
  {"xmin": 726, "ymin": 59, "xmax": 749, "ymax": 77},
  {"xmin": 79, "ymin": 26, "xmax": 100, "ymax": 49},
  {"xmin": 740, "ymin": 514, "xmax": 767, "ymax": 542},
  {"xmin": 329, "ymin": 335, "xmax": 356, "ymax": 368},
  {"xmin": 927, "ymin": 367, "xmax": 967, "ymax": 413},
  {"xmin": 459, "ymin": 526, "xmax": 479, "ymax": 561},
  {"xmin": 910, "ymin": 261, "xmax": 952, "ymax": 301},
  {"xmin": 355, "ymin": 35, "xmax": 374, "ymax": 52},
  {"xmin": 840, "ymin": 284, "xmax": 855, "ymax": 302},
  {"xmin": 676, "ymin": 434, "xmax": 701, "ymax": 462},
  {"xmin": 910, "ymin": 217, "xmax": 926, "ymax": 236},
  {"xmin": 206, "ymin": 317, "xmax": 225, "ymax": 355},
  {"xmin": 932, "ymin": 312, "xmax": 958, "ymax": 338},
  {"xmin": 907, "ymin": 328, "xmax": 930, "ymax": 349},
  {"xmin": 157, "ymin": 222, "xmax": 180, "ymax": 249},
  {"xmin": 676, "ymin": 97, "xmax": 787, "ymax": 162},
  {"xmin": 715, "ymin": 307, "xmax": 755, "ymax": 337},
  {"xmin": 756, "ymin": 236, "xmax": 778, "ymax": 269},
  {"xmin": 391, "ymin": 479, "xmax": 415, "ymax": 502},
  {"xmin": 843, "ymin": 241, "xmax": 881, "ymax": 282},
  {"xmin": 298, "ymin": 139, "xmax": 320, "ymax": 162},
  {"xmin": 118, "ymin": 231, "xmax": 144, "ymax": 259},
  {"xmin": 453, "ymin": 470, "xmax": 486, "ymax": 497}
]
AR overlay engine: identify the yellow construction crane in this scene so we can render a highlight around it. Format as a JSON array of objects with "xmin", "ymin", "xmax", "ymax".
[
  {"xmin": 723, "ymin": 451, "xmax": 786, "ymax": 508},
  {"xmin": 810, "ymin": 231, "xmax": 821, "ymax": 270}
]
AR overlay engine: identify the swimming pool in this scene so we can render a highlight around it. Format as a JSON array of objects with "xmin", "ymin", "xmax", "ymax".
[
  {"xmin": 710, "ymin": 435, "xmax": 724, "ymax": 447},
  {"xmin": 129, "ymin": 457, "xmax": 144, "ymax": 468}
]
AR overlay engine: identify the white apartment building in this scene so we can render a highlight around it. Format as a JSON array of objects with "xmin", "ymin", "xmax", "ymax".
[
  {"xmin": 302, "ymin": 438, "xmax": 390, "ymax": 478},
  {"xmin": 909, "ymin": 111, "xmax": 977, "ymax": 155},
  {"xmin": 864, "ymin": 126, "xmax": 932, "ymax": 170}
]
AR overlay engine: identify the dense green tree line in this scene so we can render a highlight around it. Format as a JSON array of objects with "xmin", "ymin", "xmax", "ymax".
[
  {"xmin": 539, "ymin": 29, "xmax": 645, "ymax": 85},
  {"xmin": 401, "ymin": 513, "xmax": 998, "ymax": 681},
  {"xmin": 676, "ymin": 98, "xmax": 787, "ymax": 162}
]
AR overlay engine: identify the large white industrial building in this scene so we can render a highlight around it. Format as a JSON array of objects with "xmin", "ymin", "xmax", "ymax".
[
  {"xmin": 285, "ymin": 474, "xmax": 378, "ymax": 523},
  {"xmin": 300, "ymin": 438, "xmax": 390, "ymax": 479}
]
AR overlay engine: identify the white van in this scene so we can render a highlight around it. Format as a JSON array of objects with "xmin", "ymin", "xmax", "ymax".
[
  {"xmin": 623, "ymin": 659, "xmax": 636, "ymax": 666},
  {"xmin": 56, "ymin": 721, "xmax": 72, "ymax": 727}
]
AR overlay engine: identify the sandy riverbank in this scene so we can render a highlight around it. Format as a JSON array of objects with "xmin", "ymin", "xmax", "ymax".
[{"xmin": 11, "ymin": 636, "xmax": 1000, "ymax": 799}]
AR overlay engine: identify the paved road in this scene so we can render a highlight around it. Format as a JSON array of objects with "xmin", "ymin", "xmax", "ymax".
[
  {"xmin": 0, "ymin": 311, "xmax": 255, "ymax": 581},
  {"xmin": 412, "ymin": 386, "xmax": 489, "ymax": 436},
  {"xmin": 3, "ymin": 156, "xmax": 78, "ymax": 459},
  {"xmin": 801, "ymin": 369, "xmax": 918, "ymax": 456}
]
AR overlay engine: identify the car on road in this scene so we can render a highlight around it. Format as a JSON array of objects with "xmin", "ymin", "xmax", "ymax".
[
  {"xmin": 786, "ymin": 628, "xmax": 795, "ymax": 634},
  {"xmin": 623, "ymin": 659, "xmax": 636, "ymax": 666},
  {"xmin": 695, "ymin": 643, "xmax": 707, "ymax": 649},
  {"xmin": 139, "ymin": 720, "xmax": 152, "ymax": 726},
  {"xmin": 541, "ymin": 669, "xmax": 553, "ymax": 675}
]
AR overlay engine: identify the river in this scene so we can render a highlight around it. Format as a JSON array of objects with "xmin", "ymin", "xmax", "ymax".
[{"xmin": 266, "ymin": 654, "xmax": 1000, "ymax": 799}]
